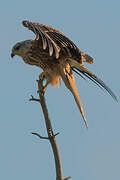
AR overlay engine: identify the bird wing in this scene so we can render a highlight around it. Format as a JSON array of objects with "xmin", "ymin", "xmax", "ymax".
[{"xmin": 22, "ymin": 20, "xmax": 80, "ymax": 59}]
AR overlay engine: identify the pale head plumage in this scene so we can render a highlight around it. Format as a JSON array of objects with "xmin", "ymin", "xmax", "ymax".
[{"xmin": 11, "ymin": 40, "xmax": 32, "ymax": 58}]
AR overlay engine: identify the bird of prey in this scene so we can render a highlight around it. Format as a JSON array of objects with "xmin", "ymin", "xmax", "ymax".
[{"xmin": 11, "ymin": 20, "xmax": 117, "ymax": 128}]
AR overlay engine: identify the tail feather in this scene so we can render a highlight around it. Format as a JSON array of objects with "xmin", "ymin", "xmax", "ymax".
[{"xmin": 71, "ymin": 61, "xmax": 118, "ymax": 102}]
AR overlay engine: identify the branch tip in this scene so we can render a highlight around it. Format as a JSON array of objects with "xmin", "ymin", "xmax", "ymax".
[
  {"xmin": 64, "ymin": 176, "xmax": 72, "ymax": 180},
  {"xmin": 31, "ymin": 132, "xmax": 49, "ymax": 140},
  {"xmin": 54, "ymin": 132, "xmax": 60, "ymax": 137},
  {"xmin": 29, "ymin": 95, "xmax": 40, "ymax": 102}
]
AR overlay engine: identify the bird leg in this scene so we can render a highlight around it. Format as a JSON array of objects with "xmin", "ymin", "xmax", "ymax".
[
  {"xmin": 39, "ymin": 71, "xmax": 46, "ymax": 81},
  {"xmin": 38, "ymin": 72, "xmax": 50, "ymax": 94}
]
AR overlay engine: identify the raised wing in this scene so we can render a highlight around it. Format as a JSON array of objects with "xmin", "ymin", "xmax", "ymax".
[{"xmin": 22, "ymin": 20, "xmax": 80, "ymax": 59}]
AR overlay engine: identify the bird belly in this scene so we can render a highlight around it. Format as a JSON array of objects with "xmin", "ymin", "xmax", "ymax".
[{"xmin": 44, "ymin": 68, "xmax": 61, "ymax": 87}]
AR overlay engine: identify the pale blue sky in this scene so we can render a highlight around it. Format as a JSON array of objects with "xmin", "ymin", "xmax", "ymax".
[{"xmin": 0, "ymin": 0, "xmax": 120, "ymax": 179}]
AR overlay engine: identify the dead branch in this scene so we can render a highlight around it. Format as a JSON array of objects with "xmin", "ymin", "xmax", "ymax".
[{"xmin": 31, "ymin": 76, "xmax": 71, "ymax": 180}]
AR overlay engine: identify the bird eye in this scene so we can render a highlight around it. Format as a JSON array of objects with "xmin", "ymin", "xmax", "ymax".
[{"xmin": 15, "ymin": 44, "xmax": 21, "ymax": 51}]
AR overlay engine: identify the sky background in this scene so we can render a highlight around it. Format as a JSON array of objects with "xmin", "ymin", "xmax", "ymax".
[{"xmin": 0, "ymin": 0, "xmax": 120, "ymax": 179}]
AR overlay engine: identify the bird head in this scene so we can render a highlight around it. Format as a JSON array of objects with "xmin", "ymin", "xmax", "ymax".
[{"xmin": 11, "ymin": 40, "xmax": 32, "ymax": 58}]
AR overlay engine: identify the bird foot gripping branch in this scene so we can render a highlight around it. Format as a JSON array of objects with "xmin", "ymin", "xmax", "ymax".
[{"xmin": 37, "ymin": 72, "xmax": 48, "ymax": 95}]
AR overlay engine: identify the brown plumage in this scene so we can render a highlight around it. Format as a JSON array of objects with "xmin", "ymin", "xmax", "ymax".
[{"xmin": 11, "ymin": 20, "xmax": 117, "ymax": 128}]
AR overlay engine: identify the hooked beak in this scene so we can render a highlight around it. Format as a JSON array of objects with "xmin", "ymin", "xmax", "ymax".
[{"xmin": 11, "ymin": 53, "xmax": 15, "ymax": 58}]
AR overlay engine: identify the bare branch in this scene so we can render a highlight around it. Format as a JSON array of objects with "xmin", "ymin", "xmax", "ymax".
[
  {"xmin": 29, "ymin": 95, "xmax": 40, "ymax": 102},
  {"xmin": 53, "ymin": 132, "xmax": 60, "ymax": 137},
  {"xmin": 64, "ymin": 176, "xmax": 72, "ymax": 180},
  {"xmin": 32, "ymin": 132, "xmax": 60, "ymax": 140},
  {"xmin": 30, "ymin": 74, "xmax": 71, "ymax": 179},
  {"xmin": 36, "ymin": 75, "xmax": 64, "ymax": 180},
  {"xmin": 31, "ymin": 132, "xmax": 49, "ymax": 140}
]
